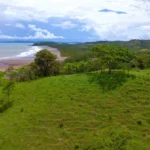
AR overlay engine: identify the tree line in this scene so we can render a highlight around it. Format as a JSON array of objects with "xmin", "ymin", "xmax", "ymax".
[{"xmin": 2, "ymin": 44, "xmax": 150, "ymax": 82}]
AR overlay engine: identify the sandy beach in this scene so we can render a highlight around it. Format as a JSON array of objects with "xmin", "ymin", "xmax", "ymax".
[{"xmin": 0, "ymin": 46, "xmax": 67, "ymax": 71}]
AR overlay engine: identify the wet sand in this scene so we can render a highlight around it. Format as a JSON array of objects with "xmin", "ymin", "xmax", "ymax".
[{"xmin": 0, "ymin": 46, "xmax": 67, "ymax": 71}]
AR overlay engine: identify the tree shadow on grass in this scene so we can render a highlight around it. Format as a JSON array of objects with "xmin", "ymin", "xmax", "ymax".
[
  {"xmin": 0, "ymin": 99, "xmax": 13, "ymax": 113},
  {"xmin": 87, "ymin": 71, "xmax": 136, "ymax": 92}
]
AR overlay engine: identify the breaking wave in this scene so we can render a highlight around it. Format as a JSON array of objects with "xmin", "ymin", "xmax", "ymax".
[
  {"xmin": 16, "ymin": 46, "xmax": 42, "ymax": 57},
  {"xmin": 0, "ymin": 46, "xmax": 42, "ymax": 60}
]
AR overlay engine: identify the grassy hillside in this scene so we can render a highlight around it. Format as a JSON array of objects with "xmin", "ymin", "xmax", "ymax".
[{"xmin": 0, "ymin": 70, "xmax": 150, "ymax": 149}]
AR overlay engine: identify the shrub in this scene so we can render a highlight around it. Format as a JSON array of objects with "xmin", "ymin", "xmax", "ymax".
[
  {"xmin": 34, "ymin": 49, "xmax": 58, "ymax": 77},
  {"xmin": 0, "ymin": 79, "xmax": 15, "ymax": 113},
  {"xmin": 2, "ymin": 80, "xmax": 15, "ymax": 101},
  {"xmin": 63, "ymin": 60, "xmax": 102, "ymax": 74},
  {"xmin": 5, "ymin": 51, "xmax": 61, "ymax": 82}
]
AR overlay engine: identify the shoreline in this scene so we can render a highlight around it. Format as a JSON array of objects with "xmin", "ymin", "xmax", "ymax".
[{"xmin": 0, "ymin": 46, "xmax": 67, "ymax": 72}]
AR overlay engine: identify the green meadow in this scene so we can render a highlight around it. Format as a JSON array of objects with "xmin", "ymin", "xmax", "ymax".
[{"xmin": 0, "ymin": 70, "xmax": 150, "ymax": 150}]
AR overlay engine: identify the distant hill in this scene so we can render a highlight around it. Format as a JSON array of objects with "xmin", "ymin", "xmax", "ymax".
[
  {"xmin": 33, "ymin": 42, "xmax": 92, "ymax": 57},
  {"xmin": 85, "ymin": 40, "xmax": 150, "ymax": 51},
  {"xmin": 33, "ymin": 40, "xmax": 150, "ymax": 53}
]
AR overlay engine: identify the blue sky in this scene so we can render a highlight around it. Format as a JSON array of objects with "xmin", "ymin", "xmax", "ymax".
[{"xmin": 0, "ymin": 0, "xmax": 150, "ymax": 42}]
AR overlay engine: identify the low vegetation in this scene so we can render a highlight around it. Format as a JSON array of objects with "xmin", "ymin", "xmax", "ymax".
[
  {"xmin": 0, "ymin": 79, "xmax": 15, "ymax": 113},
  {"xmin": 0, "ymin": 70, "xmax": 150, "ymax": 149},
  {"xmin": 5, "ymin": 49, "xmax": 60, "ymax": 82},
  {"xmin": 0, "ymin": 43, "xmax": 150, "ymax": 149},
  {"xmin": 5, "ymin": 44, "xmax": 139, "ymax": 81}
]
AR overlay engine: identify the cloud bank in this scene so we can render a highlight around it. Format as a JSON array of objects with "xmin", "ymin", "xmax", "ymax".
[{"xmin": 0, "ymin": 0, "xmax": 150, "ymax": 41}]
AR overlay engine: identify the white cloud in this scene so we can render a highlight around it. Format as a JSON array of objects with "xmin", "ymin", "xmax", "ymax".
[
  {"xmin": 28, "ymin": 24, "xmax": 64, "ymax": 39},
  {"xmin": 5, "ymin": 23, "xmax": 25, "ymax": 29},
  {"xmin": 0, "ymin": 25, "xmax": 64, "ymax": 39},
  {"xmin": 0, "ymin": 0, "xmax": 150, "ymax": 40},
  {"xmin": 15, "ymin": 23, "xmax": 25, "ymax": 29},
  {"xmin": 5, "ymin": 23, "xmax": 11, "ymax": 26},
  {"xmin": 80, "ymin": 25, "xmax": 92, "ymax": 32},
  {"xmin": 0, "ymin": 33, "xmax": 64, "ymax": 40},
  {"xmin": 52, "ymin": 21, "xmax": 77, "ymax": 29},
  {"xmin": 141, "ymin": 25, "xmax": 150, "ymax": 30}
]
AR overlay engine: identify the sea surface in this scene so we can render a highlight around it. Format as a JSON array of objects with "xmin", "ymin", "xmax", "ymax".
[{"xmin": 0, "ymin": 43, "xmax": 42, "ymax": 60}]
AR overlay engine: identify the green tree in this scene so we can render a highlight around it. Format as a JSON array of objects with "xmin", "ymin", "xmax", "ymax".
[
  {"xmin": 34, "ymin": 49, "xmax": 57, "ymax": 77},
  {"xmin": 134, "ymin": 51, "xmax": 150, "ymax": 69},
  {"xmin": 21, "ymin": 63, "xmax": 39, "ymax": 81},
  {"xmin": 2, "ymin": 80, "xmax": 15, "ymax": 102},
  {"xmin": 92, "ymin": 44, "xmax": 135, "ymax": 74}
]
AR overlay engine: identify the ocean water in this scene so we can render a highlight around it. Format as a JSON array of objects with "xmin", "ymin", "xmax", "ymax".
[{"xmin": 0, "ymin": 43, "xmax": 42, "ymax": 60}]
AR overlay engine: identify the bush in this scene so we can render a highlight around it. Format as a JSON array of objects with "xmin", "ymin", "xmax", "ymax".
[
  {"xmin": 5, "ymin": 50, "xmax": 62, "ymax": 82},
  {"xmin": 2, "ymin": 80, "xmax": 15, "ymax": 101},
  {"xmin": 63, "ymin": 60, "xmax": 102, "ymax": 74},
  {"xmin": 88, "ymin": 71, "xmax": 136, "ymax": 92},
  {"xmin": 5, "ymin": 65, "xmax": 38, "ymax": 82}
]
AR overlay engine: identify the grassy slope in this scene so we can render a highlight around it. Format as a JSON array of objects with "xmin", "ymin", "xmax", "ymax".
[{"xmin": 0, "ymin": 70, "xmax": 150, "ymax": 149}]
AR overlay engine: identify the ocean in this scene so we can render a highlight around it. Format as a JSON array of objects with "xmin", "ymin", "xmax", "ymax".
[{"xmin": 0, "ymin": 43, "xmax": 42, "ymax": 60}]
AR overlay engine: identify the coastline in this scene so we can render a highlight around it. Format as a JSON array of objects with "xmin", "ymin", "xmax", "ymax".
[{"xmin": 0, "ymin": 46, "xmax": 67, "ymax": 72}]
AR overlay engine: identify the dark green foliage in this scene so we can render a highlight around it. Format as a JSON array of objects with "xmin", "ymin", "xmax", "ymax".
[
  {"xmin": 5, "ymin": 66, "xmax": 17, "ymax": 80},
  {"xmin": 137, "ymin": 120, "xmax": 142, "ymax": 125},
  {"xmin": 33, "ymin": 40, "xmax": 150, "ymax": 55},
  {"xmin": 91, "ymin": 44, "xmax": 135, "ymax": 74},
  {"xmin": 50, "ymin": 61, "xmax": 61, "ymax": 76},
  {"xmin": 85, "ymin": 39, "xmax": 150, "ymax": 52},
  {"xmin": 0, "ymin": 72, "xmax": 5, "ymax": 86},
  {"xmin": 5, "ymin": 50, "xmax": 61, "ymax": 82},
  {"xmin": 2, "ymin": 80, "xmax": 15, "ymax": 101},
  {"xmin": 63, "ymin": 60, "xmax": 102, "ymax": 74},
  {"xmin": 34, "ymin": 49, "xmax": 57, "ymax": 77},
  {"xmin": 88, "ymin": 71, "xmax": 136, "ymax": 92},
  {"xmin": 0, "ymin": 100, "xmax": 13, "ymax": 113},
  {"xmin": 74, "ymin": 145, "xmax": 80, "ymax": 149},
  {"xmin": 20, "ymin": 108, "xmax": 24, "ymax": 112},
  {"xmin": 133, "ymin": 51, "xmax": 150, "ymax": 69},
  {"xmin": 33, "ymin": 41, "xmax": 150, "ymax": 71},
  {"xmin": 5, "ymin": 65, "xmax": 38, "ymax": 82},
  {"xmin": 0, "ymin": 80, "xmax": 15, "ymax": 113},
  {"xmin": 18, "ymin": 62, "xmax": 39, "ymax": 81},
  {"xmin": 65, "ymin": 52, "xmax": 93, "ymax": 63},
  {"xmin": 59, "ymin": 121, "xmax": 64, "ymax": 128}
]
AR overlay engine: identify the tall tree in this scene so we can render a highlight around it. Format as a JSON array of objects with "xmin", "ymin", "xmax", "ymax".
[
  {"xmin": 34, "ymin": 49, "xmax": 57, "ymax": 77},
  {"xmin": 92, "ymin": 44, "xmax": 135, "ymax": 74}
]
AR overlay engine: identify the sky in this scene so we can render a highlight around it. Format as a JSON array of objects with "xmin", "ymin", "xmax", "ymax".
[{"xmin": 0, "ymin": 0, "xmax": 150, "ymax": 42}]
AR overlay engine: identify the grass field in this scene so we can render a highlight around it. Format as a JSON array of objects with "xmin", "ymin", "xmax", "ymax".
[{"xmin": 0, "ymin": 70, "xmax": 150, "ymax": 149}]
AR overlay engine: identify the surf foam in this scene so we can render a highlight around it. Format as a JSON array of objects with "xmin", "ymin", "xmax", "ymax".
[{"xmin": 0, "ymin": 46, "xmax": 42, "ymax": 60}]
